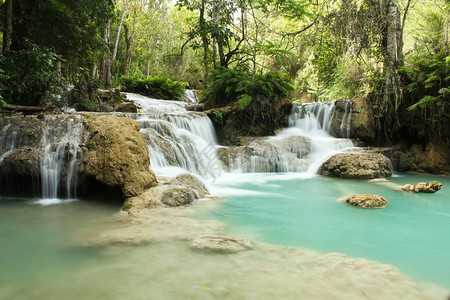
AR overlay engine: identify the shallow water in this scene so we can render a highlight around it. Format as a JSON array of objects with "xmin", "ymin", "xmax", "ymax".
[
  {"xmin": 205, "ymin": 172, "xmax": 450, "ymax": 289},
  {"xmin": 0, "ymin": 173, "xmax": 449, "ymax": 299}
]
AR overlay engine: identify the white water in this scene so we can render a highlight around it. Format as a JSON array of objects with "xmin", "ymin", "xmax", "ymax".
[
  {"xmin": 125, "ymin": 93, "xmax": 222, "ymax": 179},
  {"xmin": 223, "ymin": 101, "xmax": 354, "ymax": 175},
  {"xmin": 0, "ymin": 123, "xmax": 17, "ymax": 164},
  {"xmin": 183, "ymin": 89, "xmax": 198, "ymax": 103},
  {"xmin": 124, "ymin": 95, "xmax": 355, "ymax": 178},
  {"xmin": 40, "ymin": 116, "xmax": 83, "ymax": 200}
]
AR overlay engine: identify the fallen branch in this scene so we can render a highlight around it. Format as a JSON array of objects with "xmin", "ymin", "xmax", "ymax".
[{"xmin": 1, "ymin": 102, "xmax": 51, "ymax": 112}]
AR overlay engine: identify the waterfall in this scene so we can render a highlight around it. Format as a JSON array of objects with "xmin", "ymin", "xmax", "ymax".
[
  {"xmin": 40, "ymin": 116, "xmax": 83, "ymax": 199},
  {"xmin": 126, "ymin": 95, "xmax": 354, "ymax": 177},
  {"xmin": 340, "ymin": 100, "xmax": 352, "ymax": 138},
  {"xmin": 0, "ymin": 123, "xmax": 17, "ymax": 164},
  {"xmin": 222, "ymin": 101, "xmax": 354, "ymax": 175},
  {"xmin": 183, "ymin": 90, "xmax": 198, "ymax": 103},
  {"xmin": 126, "ymin": 93, "xmax": 222, "ymax": 179}
]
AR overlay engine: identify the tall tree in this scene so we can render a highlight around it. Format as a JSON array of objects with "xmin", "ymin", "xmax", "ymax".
[{"xmin": 2, "ymin": 0, "xmax": 12, "ymax": 54}]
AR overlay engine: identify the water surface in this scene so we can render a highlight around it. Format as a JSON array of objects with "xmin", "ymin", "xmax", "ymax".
[{"xmin": 205, "ymin": 172, "xmax": 450, "ymax": 289}]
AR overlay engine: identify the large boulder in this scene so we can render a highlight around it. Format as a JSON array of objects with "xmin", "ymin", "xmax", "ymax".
[
  {"xmin": 318, "ymin": 152, "xmax": 392, "ymax": 179},
  {"xmin": 81, "ymin": 115, "xmax": 157, "ymax": 198},
  {"xmin": 343, "ymin": 194, "xmax": 389, "ymax": 208},
  {"xmin": 0, "ymin": 146, "xmax": 42, "ymax": 177}
]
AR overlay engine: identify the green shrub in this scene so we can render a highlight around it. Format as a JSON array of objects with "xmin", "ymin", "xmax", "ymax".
[
  {"xmin": 0, "ymin": 43, "xmax": 62, "ymax": 106},
  {"xmin": 201, "ymin": 67, "xmax": 293, "ymax": 109},
  {"xmin": 117, "ymin": 75, "xmax": 188, "ymax": 100}
]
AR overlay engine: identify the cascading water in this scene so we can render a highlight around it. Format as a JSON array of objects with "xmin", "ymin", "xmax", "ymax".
[
  {"xmin": 0, "ymin": 123, "xmax": 17, "ymax": 164},
  {"xmin": 339, "ymin": 100, "xmax": 352, "ymax": 138},
  {"xmin": 183, "ymin": 90, "xmax": 198, "ymax": 103},
  {"xmin": 125, "ymin": 94, "xmax": 355, "ymax": 177},
  {"xmin": 40, "ymin": 116, "xmax": 83, "ymax": 199},
  {"xmin": 222, "ymin": 101, "xmax": 354, "ymax": 174},
  {"xmin": 126, "ymin": 93, "xmax": 222, "ymax": 179}
]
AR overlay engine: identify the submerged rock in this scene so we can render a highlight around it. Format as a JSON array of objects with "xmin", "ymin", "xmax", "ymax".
[
  {"xmin": 170, "ymin": 173, "xmax": 209, "ymax": 198},
  {"xmin": 190, "ymin": 235, "xmax": 254, "ymax": 253},
  {"xmin": 318, "ymin": 153, "xmax": 392, "ymax": 179},
  {"xmin": 123, "ymin": 173, "xmax": 211, "ymax": 213},
  {"xmin": 343, "ymin": 194, "xmax": 389, "ymax": 208},
  {"xmin": 400, "ymin": 182, "xmax": 443, "ymax": 193}
]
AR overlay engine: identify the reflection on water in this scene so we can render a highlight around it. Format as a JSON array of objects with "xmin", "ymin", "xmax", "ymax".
[{"xmin": 0, "ymin": 174, "xmax": 450, "ymax": 300}]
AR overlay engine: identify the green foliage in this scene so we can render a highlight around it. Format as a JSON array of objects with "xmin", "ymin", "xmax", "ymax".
[
  {"xmin": 0, "ymin": 43, "xmax": 62, "ymax": 106},
  {"xmin": 320, "ymin": 55, "xmax": 366, "ymax": 100},
  {"xmin": 201, "ymin": 67, "xmax": 293, "ymax": 109},
  {"xmin": 211, "ymin": 110, "xmax": 224, "ymax": 125},
  {"xmin": 255, "ymin": 0, "xmax": 312, "ymax": 20},
  {"xmin": 407, "ymin": 95, "xmax": 439, "ymax": 111},
  {"xmin": 117, "ymin": 75, "xmax": 188, "ymax": 100},
  {"xmin": 10, "ymin": 0, "xmax": 113, "ymax": 64}
]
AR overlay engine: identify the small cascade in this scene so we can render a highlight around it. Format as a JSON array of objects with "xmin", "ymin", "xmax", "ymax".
[
  {"xmin": 127, "ymin": 93, "xmax": 187, "ymax": 112},
  {"xmin": 0, "ymin": 123, "xmax": 17, "ymax": 164},
  {"xmin": 339, "ymin": 100, "xmax": 353, "ymax": 138},
  {"xmin": 221, "ymin": 136, "xmax": 311, "ymax": 173},
  {"xmin": 126, "ymin": 93, "xmax": 222, "ymax": 179},
  {"xmin": 40, "ymin": 116, "xmax": 83, "ymax": 199},
  {"xmin": 222, "ymin": 101, "xmax": 354, "ymax": 175},
  {"xmin": 183, "ymin": 90, "xmax": 198, "ymax": 103},
  {"xmin": 289, "ymin": 102, "xmax": 336, "ymax": 135}
]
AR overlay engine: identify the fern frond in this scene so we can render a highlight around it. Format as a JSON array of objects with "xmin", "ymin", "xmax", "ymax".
[{"xmin": 407, "ymin": 95, "xmax": 438, "ymax": 111}]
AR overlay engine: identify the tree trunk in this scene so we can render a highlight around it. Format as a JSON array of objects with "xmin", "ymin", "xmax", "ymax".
[
  {"xmin": 382, "ymin": 0, "xmax": 403, "ymax": 110},
  {"xmin": 111, "ymin": 0, "xmax": 129, "ymax": 63},
  {"xmin": 200, "ymin": 0, "xmax": 210, "ymax": 79},
  {"xmin": 2, "ymin": 0, "xmax": 12, "ymax": 54},
  {"xmin": 100, "ymin": 19, "xmax": 111, "ymax": 87},
  {"xmin": 124, "ymin": 13, "xmax": 135, "ymax": 76}
]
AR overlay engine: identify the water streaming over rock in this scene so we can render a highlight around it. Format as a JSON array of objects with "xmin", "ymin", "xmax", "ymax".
[
  {"xmin": 0, "ymin": 123, "xmax": 17, "ymax": 164},
  {"xmin": 125, "ymin": 93, "xmax": 222, "ymax": 179},
  {"xmin": 220, "ymin": 101, "xmax": 354, "ymax": 174},
  {"xmin": 40, "ymin": 116, "xmax": 83, "ymax": 199},
  {"xmin": 0, "ymin": 95, "xmax": 355, "ymax": 198}
]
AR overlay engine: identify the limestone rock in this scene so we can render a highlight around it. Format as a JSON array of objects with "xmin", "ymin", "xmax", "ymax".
[
  {"xmin": 170, "ymin": 174, "xmax": 209, "ymax": 198},
  {"xmin": 207, "ymin": 97, "xmax": 293, "ymax": 146},
  {"xmin": 344, "ymin": 194, "xmax": 389, "ymax": 208},
  {"xmin": 394, "ymin": 142, "xmax": 450, "ymax": 175},
  {"xmin": 349, "ymin": 96, "xmax": 376, "ymax": 144},
  {"xmin": 400, "ymin": 182, "xmax": 443, "ymax": 193},
  {"xmin": 0, "ymin": 146, "xmax": 42, "ymax": 177},
  {"xmin": 319, "ymin": 153, "xmax": 392, "ymax": 179},
  {"xmin": 190, "ymin": 235, "xmax": 254, "ymax": 253},
  {"xmin": 123, "ymin": 173, "xmax": 210, "ymax": 213},
  {"xmin": 81, "ymin": 115, "xmax": 157, "ymax": 198},
  {"xmin": 329, "ymin": 99, "xmax": 353, "ymax": 138},
  {"xmin": 217, "ymin": 136, "xmax": 311, "ymax": 172}
]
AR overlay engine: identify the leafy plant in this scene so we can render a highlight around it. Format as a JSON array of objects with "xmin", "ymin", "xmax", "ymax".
[
  {"xmin": 211, "ymin": 110, "xmax": 224, "ymax": 125},
  {"xmin": 201, "ymin": 67, "xmax": 293, "ymax": 109},
  {"xmin": 117, "ymin": 75, "xmax": 188, "ymax": 100},
  {"xmin": 0, "ymin": 43, "xmax": 62, "ymax": 106}
]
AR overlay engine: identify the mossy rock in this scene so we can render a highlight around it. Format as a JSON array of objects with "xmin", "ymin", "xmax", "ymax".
[{"xmin": 81, "ymin": 115, "xmax": 157, "ymax": 198}]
